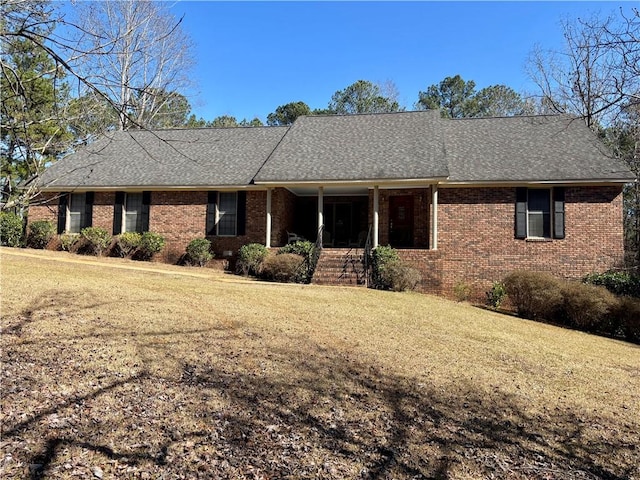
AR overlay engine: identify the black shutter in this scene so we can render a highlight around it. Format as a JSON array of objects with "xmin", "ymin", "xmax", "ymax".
[
  {"xmin": 553, "ymin": 187, "xmax": 565, "ymax": 239},
  {"xmin": 57, "ymin": 193, "xmax": 68, "ymax": 234},
  {"xmin": 206, "ymin": 191, "xmax": 218, "ymax": 235},
  {"xmin": 113, "ymin": 191, "xmax": 124, "ymax": 235},
  {"xmin": 515, "ymin": 187, "xmax": 527, "ymax": 239},
  {"xmin": 237, "ymin": 191, "xmax": 246, "ymax": 236},
  {"xmin": 84, "ymin": 192, "xmax": 94, "ymax": 228},
  {"xmin": 141, "ymin": 191, "xmax": 151, "ymax": 232}
]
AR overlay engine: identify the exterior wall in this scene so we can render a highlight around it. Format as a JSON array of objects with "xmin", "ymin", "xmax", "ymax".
[
  {"xmin": 423, "ymin": 185, "xmax": 624, "ymax": 299},
  {"xmin": 369, "ymin": 188, "xmax": 430, "ymax": 249},
  {"xmin": 271, "ymin": 188, "xmax": 297, "ymax": 247}
]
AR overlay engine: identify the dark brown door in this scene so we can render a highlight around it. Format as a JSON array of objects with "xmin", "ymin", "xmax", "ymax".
[{"xmin": 389, "ymin": 196, "xmax": 414, "ymax": 247}]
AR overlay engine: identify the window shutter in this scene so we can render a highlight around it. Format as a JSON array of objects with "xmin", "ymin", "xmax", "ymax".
[
  {"xmin": 84, "ymin": 192, "xmax": 94, "ymax": 228},
  {"xmin": 141, "ymin": 191, "xmax": 151, "ymax": 232},
  {"xmin": 113, "ymin": 191, "xmax": 124, "ymax": 235},
  {"xmin": 57, "ymin": 193, "xmax": 68, "ymax": 234},
  {"xmin": 206, "ymin": 191, "xmax": 218, "ymax": 235},
  {"xmin": 515, "ymin": 187, "xmax": 527, "ymax": 239},
  {"xmin": 553, "ymin": 187, "xmax": 565, "ymax": 239},
  {"xmin": 237, "ymin": 191, "xmax": 246, "ymax": 236}
]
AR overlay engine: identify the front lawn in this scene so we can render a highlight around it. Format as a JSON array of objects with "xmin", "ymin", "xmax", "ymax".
[{"xmin": 1, "ymin": 248, "xmax": 638, "ymax": 479}]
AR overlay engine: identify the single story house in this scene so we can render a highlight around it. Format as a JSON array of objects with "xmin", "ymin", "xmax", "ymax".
[{"xmin": 30, "ymin": 110, "xmax": 634, "ymax": 295}]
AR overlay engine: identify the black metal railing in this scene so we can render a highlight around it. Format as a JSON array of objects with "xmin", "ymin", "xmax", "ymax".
[{"xmin": 363, "ymin": 224, "xmax": 373, "ymax": 287}]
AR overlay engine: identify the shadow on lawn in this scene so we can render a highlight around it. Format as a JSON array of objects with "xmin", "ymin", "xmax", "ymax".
[{"xmin": 1, "ymin": 292, "xmax": 637, "ymax": 479}]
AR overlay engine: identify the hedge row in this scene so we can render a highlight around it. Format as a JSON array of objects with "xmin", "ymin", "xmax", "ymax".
[{"xmin": 503, "ymin": 271, "xmax": 640, "ymax": 343}]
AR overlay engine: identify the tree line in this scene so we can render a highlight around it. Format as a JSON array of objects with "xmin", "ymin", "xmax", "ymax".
[{"xmin": 1, "ymin": 1, "xmax": 638, "ymax": 263}]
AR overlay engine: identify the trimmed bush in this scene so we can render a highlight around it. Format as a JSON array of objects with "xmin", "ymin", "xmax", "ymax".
[
  {"xmin": 486, "ymin": 281, "xmax": 507, "ymax": 309},
  {"xmin": 260, "ymin": 253, "xmax": 305, "ymax": 282},
  {"xmin": 237, "ymin": 243, "xmax": 269, "ymax": 276},
  {"xmin": 27, "ymin": 220, "xmax": 55, "ymax": 249},
  {"xmin": 115, "ymin": 232, "xmax": 142, "ymax": 257},
  {"xmin": 59, "ymin": 233, "xmax": 80, "ymax": 252},
  {"xmin": 371, "ymin": 245, "xmax": 400, "ymax": 290},
  {"xmin": 613, "ymin": 296, "xmax": 640, "ymax": 343},
  {"xmin": 186, "ymin": 238, "xmax": 213, "ymax": 266},
  {"xmin": 503, "ymin": 271, "xmax": 564, "ymax": 320},
  {"xmin": 560, "ymin": 282, "xmax": 617, "ymax": 332},
  {"xmin": 278, "ymin": 240, "xmax": 315, "ymax": 282},
  {"xmin": 138, "ymin": 232, "xmax": 165, "ymax": 260},
  {"xmin": 583, "ymin": 271, "xmax": 640, "ymax": 298},
  {"xmin": 383, "ymin": 260, "xmax": 422, "ymax": 292},
  {"xmin": 453, "ymin": 281, "xmax": 471, "ymax": 302},
  {"xmin": 0, "ymin": 212, "xmax": 24, "ymax": 247},
  {"xmin": 81, "ymin": 227, "xmax": 112, "ymax": 256}
]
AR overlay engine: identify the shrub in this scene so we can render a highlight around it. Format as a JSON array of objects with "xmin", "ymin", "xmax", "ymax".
[
  {"xmin": 260, "ymin": 253, "xmax": 305, "ymax": 282},
  {"xmin": 370, "ymin": 245, "xmax": 400, "ymax": 289},
  {"xmin": 486, "ymin": 281, "xmax": 507, "ymax": 309},
  {"xmin": 237, "ymin": 243, "xmax": 269, "ymax": 276},
  {"xmin": 583, "ymin": 271, "xmax": 640, "ymax": 298},
  {"xmin": 138, "ymin": 231, "xmax": 165, "ymax": 260},
  {"xmin": 503, "ymin": 271, "xmax": 564, "ymax": 320},
  {"xmin": 278, "ymin": 240, "xmax": 315, "ymax": 282},
  {"xmin": 0, "ymin": 212, "xmax": 24, "ymax": 247},
  {"xmin": 453, "ymin": 281, "xmax": 471, "ymax": 302},
  {"xmin": 186, "ymin": 238, "xmax": 213, "ymax": 266},
  {"xmin": 27, "ymin": 220, "xmax": 55, "ymax": 249},
  {"xmin": 59, "ymin": 233, "xmax": 80, "ymax": 252},
  {"xmin": 612, "ymin": 296, "xmax": 640, "ymax": 343},
  {"xmin": 560, "ymin": 282, "xmax": 617, "ymax": 332},
  {"xmin": 383, "ymin": 260, "xmax": 422, "ymax": 292},
  {"xmin": 80, "ymin": 227, "xmax": 112, "ymax": 256},
  {"xmin": 115, "ymin": 232, "xmax": 142, "ymax": 257}
]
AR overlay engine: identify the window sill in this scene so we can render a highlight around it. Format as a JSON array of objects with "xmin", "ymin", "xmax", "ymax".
[{"xmin": 525, "ymin": 237, "xmax": 553, "ymax": 243}]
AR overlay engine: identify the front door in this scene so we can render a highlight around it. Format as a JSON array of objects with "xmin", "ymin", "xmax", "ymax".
[{"xmin": 389, "ymin": 196, "xmax": 414, "ymax": 247}]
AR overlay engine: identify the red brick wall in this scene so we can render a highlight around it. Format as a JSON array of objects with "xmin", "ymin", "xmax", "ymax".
[
  {"xmin": 368, "ymin": 188, "xmax": 430, "ymax": 248},
  {"xmin": 433, "ymin": 185, "xmax": 624, "ymax": 298}
]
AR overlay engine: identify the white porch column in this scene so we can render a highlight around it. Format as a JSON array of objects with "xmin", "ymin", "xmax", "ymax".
[
  {"xmin": 265, "ymin": 188, "xmax": 272, "ymax": 248},
  {"xmin": 373, "ymin": 185, "xmax": 379, "ymax": 248},
  {"xmin": 318, "ymin": 186, "xmax": 324, "ymax": 234},
  {"xmin": 431, "ymin": 183, "xmax": 438, "ymax": 250}
]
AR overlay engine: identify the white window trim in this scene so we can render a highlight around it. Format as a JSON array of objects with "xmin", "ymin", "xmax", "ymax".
[
  {"xmin": 215, "ymin": 192, "xmax": 238, "ymax": 237},
  {"xmin": 66, "ymin": 192, "xmax": 85, "ymax": 234},
  {"xmin": 526, "ymin": 188, "xmax": 553, "ymax": 240},
  {"xmin": 122, "ymin": 192, "xmax": 143, "ymax": 233}
]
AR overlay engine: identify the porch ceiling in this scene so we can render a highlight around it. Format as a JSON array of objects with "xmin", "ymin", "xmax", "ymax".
[{"xmin": 287, "ymin": 185, "xmax": 369, "ymax": 196}]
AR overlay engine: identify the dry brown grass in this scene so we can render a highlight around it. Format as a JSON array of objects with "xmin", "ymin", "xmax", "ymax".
[{"xmin": 1, "ymin": 247, "xmax": 639, "ymax": 479}]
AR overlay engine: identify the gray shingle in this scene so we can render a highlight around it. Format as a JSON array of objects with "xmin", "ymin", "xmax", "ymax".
[
  {"xmin": 38, "ymin": 127, "xmax": 288, "ymax": 189},
  {"xmin": 443, "ymin": 115, "xmax": 632, "ymax": 182},
  {"xmin": 254, "ymin": 111, "xmax": 450, "ymax": 182}
]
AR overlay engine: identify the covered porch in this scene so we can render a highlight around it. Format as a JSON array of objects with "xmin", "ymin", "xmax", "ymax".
[{"xmin": 263, "ymin": 184, "xmax": 441, "ymax": 251}]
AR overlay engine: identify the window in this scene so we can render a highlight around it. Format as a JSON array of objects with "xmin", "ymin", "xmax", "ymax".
[
  {"xmin": 124, "ymin": 193, "xmax": 143, "ymax": 233},
  {"xmin": 57, "ymin": 192, "xmax": 93, "ymax": 234},
  {"xmin": 113, "ymin": 191, "xmax": 150, "ymax": 235},
  {"xmin": 206, "ymin": 191, "xmax": 246, "ymax": 237},
  {"xmin": 68, "ymin": 193, "xmax": 86, "ymax": 233},
  {"xmin": 516, "ymin": 187, "xmax": 565, "ymax": 240}
]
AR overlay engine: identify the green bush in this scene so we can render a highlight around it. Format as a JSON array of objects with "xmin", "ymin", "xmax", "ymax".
[
  {"xmin": 486, "ymin": 281, "xmax": 507, "ymax": 309},
  {"xmin": 115, "ymin": 232, "xmax": 142, "ymax": 257},
  {"xmin": 383, "ymin": 260, "xmax": 422, "ymax": 292},
  {"xmin": 59, "ymin": 233, "xmax": 80, "ymax": 252},
  {"xmin": 138, "ymin": 231, "xmax": 165, "ymax": 260},
  {"xmin": 27, "ymin": 220, "xmax": 55, "ymax": 249},
  {"xmin": 560, "ymin": 282, "xmax": 617, "ymax": 332},
  {"xmin": 259, "ymin": 253, "xmax": 305, "ymax": 283},
  {"xmin": 237, "ymin": 243, "xmax": 269, "ymax": 276},
  {"xmin": 583, "ymin": 271, "xmax": 640, "ymax": 298},
  {"xmin": 0, "ymin": 212, "xmax": 24, "ymax": 247},
  {"xmin": 81, "ymin": 227, "xmax": 112, "ymax": 256},
  {"xmin": 186, "ymin": 238, "xmax": 213, "ymax": 266},
  {"xmin": 503, "ymin": 271, "xmax": 564, "ymax": 320},
  {"xmin": 612, "ymin": 296, "xmax": 640, "ymax": 343},
  {"xmin": 371, "ymin": 245, "xmax": 400, "ymax": 290},
  {"xmin": 278, "ymin": 240, "xmax": 315, "ymax": 283}
]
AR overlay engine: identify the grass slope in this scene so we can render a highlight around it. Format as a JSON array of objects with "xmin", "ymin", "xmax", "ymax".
[{"xmin": 1, "ymin": 248, "xmax": 639, "ymax": 479}]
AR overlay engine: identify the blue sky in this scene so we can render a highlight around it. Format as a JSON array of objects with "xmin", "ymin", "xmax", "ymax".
[{"xmin": 170, "ymin": 1, "xmax": 630, "ymax": 122}]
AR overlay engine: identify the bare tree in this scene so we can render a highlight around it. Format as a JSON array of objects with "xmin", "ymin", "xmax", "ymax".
[{"xmin": 70, "ymin": 0, "xmax": 194, "ymax": 130}]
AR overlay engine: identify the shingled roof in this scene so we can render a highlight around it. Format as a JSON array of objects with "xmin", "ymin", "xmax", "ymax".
[
  {"xmin": 37, "ymin": 127, "xmax": 288, "ymax": 189},
  {"xmin": 253, "ymin": 111, "xmax": 449, "ymax": 183},
  {"xmin": 37, "ymin": 111, "xmax": 633, "ymax": 190}
]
